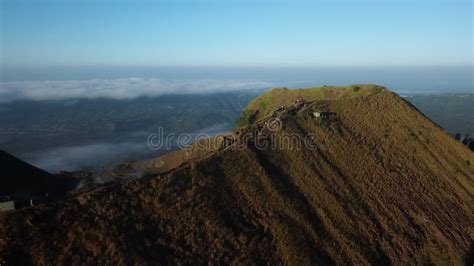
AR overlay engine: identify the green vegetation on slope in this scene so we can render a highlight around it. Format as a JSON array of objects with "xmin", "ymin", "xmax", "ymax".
[{"xmin": 235, "ymin": 109, "xmax": 258, "ymax": 128}]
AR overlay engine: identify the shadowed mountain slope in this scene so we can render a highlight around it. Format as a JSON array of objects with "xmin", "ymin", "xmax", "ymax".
[
  {"xmin": 1, "ymin": 86, "xmax": 473, "ymax": 265},
  {"xmin": 0, "ymin": 150, "xmax": 77, "ymax": 199}
]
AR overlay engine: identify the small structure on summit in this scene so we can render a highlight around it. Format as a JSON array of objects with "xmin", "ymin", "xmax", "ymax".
[
  {"xmin": 294, "ymin": 99, "xmax": 306, "ymax": 109},
  {"xmin": 0, "ymin": 196, "xmax": 35, "ymax": 212},
  {"xmin": 313, "ymin": 111, "xmax": 332, "ymax": 119},
  {"xmin": 272, "ymin": 105, "xmax": 286, "ymax": 116},
  {"xmin": 219, "ymin": 134, "xmax": 236, "ymax": 149},
  {"xmin": 0, "ymin": 196, "xmax": 15, "ymax": 212}
]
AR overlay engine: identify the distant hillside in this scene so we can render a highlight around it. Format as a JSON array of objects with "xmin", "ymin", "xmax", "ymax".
[
  {"xmin": 1, "ymin": 86, "xmax": 473, "ymax": 265},
  {"xmin": 0, "ymin": 150, "xmax": 77, "ymax": 199},
  {"xmin": 405, "ymin": 94, "xmax": 474, "ymax": 137}
]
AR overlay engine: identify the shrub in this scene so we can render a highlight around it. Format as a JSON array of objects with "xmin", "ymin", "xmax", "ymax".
[{"xmin": 236, "ymin": 109, "xmax": 258, "ymax": 128}]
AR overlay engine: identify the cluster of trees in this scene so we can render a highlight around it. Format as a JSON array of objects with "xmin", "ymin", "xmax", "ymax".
[{"xmin": 454, "ymin": 133, "xmax": 474, "ymax": 151}]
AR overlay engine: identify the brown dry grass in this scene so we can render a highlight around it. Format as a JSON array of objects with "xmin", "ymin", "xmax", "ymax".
[{"xmin": 1, "ymin": 87, "xmax": 473, "ymax": 265}]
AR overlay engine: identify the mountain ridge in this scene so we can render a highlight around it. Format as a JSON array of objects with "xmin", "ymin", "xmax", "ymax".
[
  {"xmin": 1, "ymin": 85, "xmax": 473, "ymax": 265},
  {"xmin": 0, "ymin": 150, "xmax": 77, "ymax": 199}
]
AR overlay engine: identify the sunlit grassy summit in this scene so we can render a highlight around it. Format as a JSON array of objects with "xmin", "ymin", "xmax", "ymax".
[{"xmin": 237, "ymin": 84, "xmax": 387, "ymax": 127}]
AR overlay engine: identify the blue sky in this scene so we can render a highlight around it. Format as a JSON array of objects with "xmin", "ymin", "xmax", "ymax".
[{"xmin": 1, "ymin": 0, "xmax": 473, "ymax": 67}]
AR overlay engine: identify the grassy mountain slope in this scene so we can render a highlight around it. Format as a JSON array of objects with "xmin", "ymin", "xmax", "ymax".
[
  {"xmin": 237, "ymin": 84, "xmax": 385, "ymax": 127},
  {"xmin": 1, "ymin": 86, "xmax": 473, "ymax": 265}
]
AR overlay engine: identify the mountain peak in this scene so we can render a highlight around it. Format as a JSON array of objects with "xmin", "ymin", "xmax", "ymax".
[
  {"xmin": 236, "ymin": 84, "xmax": 387, "ymax": 127},
  {"xmin": 1, "ymin": 86, "xmax": 473, "ymax": 264}
]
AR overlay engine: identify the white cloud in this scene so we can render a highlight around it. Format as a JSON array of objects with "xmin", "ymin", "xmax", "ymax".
[
  {"xmin": 20, "ymin": 123, "xmax": 232, "ymax": 172},
  {"xmin": 23, "ymin": 141, "xmax": 148, "ymax": 173},
  {"xmin": 0, "ymin": 78, "xmax": 272, "ymax": 102}
]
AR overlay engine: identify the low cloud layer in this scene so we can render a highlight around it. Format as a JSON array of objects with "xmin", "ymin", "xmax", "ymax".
[
  {"xmin": 0, "ymin": 78, "xmax": 272, "ymax": 102},
  {"xmin": 21, "ymin": 123, "xmax": 232, "ymax": 172},
  {"xmin": 23, "ymin": 141, "xmax": 148, "ymax": 173}
]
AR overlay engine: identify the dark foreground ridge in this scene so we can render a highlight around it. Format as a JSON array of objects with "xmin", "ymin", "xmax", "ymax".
[
  {"xmin": 0, "ymin": 150, "xmax": 77, "ymax": 200},
  {"xmin": 1, "ymin": 85, "xmax": 473, "ymax": 265}
]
